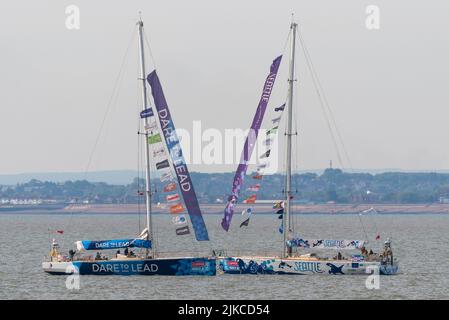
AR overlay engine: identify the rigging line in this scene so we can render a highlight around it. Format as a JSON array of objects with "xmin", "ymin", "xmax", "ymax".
[
  {"xmin": 292, "ymin": 51, "xmax": 301, "ymax": 234},
  {"xmin": 100, "ymin": 47, "xmax": 133, "ymax": 155},
  {"xmin": 372, "ymin": 214, "xmax": 379, "ymax": 239},
  {"xmin": 84, "ymin": 26, "xmax": 137, "ymax": 175},
  {"xmin": 137, "ymin": 112, "xmax": 142, "ymax": 233},
  {"xmin": 255, "ymin": 24, "xmax": 290, "ymax": 175},
  {"xmin": 298, "ymin": 28, "xmax": 377, "ymax": 241},
  {"xmin": 282, "ymin": 28, "xmax": 292, "ymax": 58},
  {"xmin": 297, "ymin": 28, "xmax": 354, "ymax": 172},
  {"xmin": 136, "ymin": 56, "xmax": 142, "ymax": 234},
  {"xmin": 297, "ymin": 29, "xmax": 343, "ymax": 159},
  {"xmin": 298, "ymin": 28, "xmax": 376, "ymax": 230},
  {"xmin": 136, "ymin": 45, "xmax": 147, "ymax": 235},
  {"xmin": 282, "ymin": 30, "xmax": 291, "ymax": 192},
  {"xmin": 137, "ymin": 43, "xmax": 201, "ymax": 252},
  {"xmin": 369, "ymin": 217, "xmax": 379, "ymax": 241},
  {"xmin": 357, "ymin": 212, "xmax": 369, "ymax": 241},
  {"xmin": 62, "ymin": 25, "xmax": 137, "ymax": 237},
  {"xmin": 298, "ymin": 28, "xmax": 378, "ymax": 240},
  {"xmin": 296, "ymin": 33, "xmax": 345, "ymax": 170},
  {"xmin": 137, "ymin": 169, "xmax": 141, "ymax": 233},
  {"xmin": 281, "ymin": 26, "xmax": 299, "ymax": 232},
  {"xmin": 143, "ymin": 28, "xmax": 158, "ymax": 72},
  {"xmin": 365, "ymin": 207, "xmax": 380, "ymax": 240}
]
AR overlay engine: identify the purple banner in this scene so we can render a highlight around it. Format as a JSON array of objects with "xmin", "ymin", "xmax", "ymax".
[
  {"xmin": 221, "ymin": 55, "xmax": 282, "ymax": 231},
  {"xmin": 147, "ymin": 70, "xmax": 209, "ymax": 241}
]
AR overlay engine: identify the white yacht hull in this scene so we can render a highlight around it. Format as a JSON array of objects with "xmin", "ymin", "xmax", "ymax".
[{"xmin": 219, "ymin": 256, "xmax": 398, "ymax": 275}]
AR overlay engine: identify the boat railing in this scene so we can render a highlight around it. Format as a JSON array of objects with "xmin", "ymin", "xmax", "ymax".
[
  {"xmin": 154, "ymin": 250, "xmax": 215, "ymax": 258},
  {"xmin": 153, "ymin": 249, "xmax": 281, "ymax": 259},
  {"xmin": 212, "ymin": 249, "xmax": 281, "ymax": 258}
]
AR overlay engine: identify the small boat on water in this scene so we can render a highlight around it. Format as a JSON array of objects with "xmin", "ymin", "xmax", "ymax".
[
  {"xmin": 42, "ymin": 18, "xmax": 215, "ymax": 276},
  {"xmin": 218, "ymin": 21, "xmax": 398, "ymax": 276}
]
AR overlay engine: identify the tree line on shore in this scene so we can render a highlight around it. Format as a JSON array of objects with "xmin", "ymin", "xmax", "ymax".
[{"xmin": 2, "ymin": 169, "xmax": 449, "ymax": 204}]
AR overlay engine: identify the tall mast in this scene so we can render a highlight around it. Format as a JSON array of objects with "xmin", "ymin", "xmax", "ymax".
[
  {"xmin": 283, "ymin": 22, "xmax": 297, "ymax": 258},
  {"xmin": 137, "ymin": 19, "xmax": 154, "ymax": 257}
]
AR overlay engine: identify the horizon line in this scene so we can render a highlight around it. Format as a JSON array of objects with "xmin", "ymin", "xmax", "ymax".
[{"xmin": 3, "ymin": 167, "xmax": 449, "ymax": 176}]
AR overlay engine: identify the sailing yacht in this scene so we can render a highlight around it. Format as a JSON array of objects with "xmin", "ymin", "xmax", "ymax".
[
  {"xmin": 218, "ymin": 22, "xmax": 398, "ymax": 275},
  {"xmin": 42, "ymin": 18, "xmax": 215, "ymax": 276}
]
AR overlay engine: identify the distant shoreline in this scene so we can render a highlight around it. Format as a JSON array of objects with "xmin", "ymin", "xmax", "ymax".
[{"xmin": 2, "ymin": 203, "xmax": 449, "ymax": 214}]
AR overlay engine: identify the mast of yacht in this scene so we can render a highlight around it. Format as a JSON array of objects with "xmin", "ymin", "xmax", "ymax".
[
  {"xmin": 283, "ymin": 21, "xmax": 297, "ymax": 259},
  {"xmin": 137, "ymin": 18, "xmax": 154, "ymax": 258}
]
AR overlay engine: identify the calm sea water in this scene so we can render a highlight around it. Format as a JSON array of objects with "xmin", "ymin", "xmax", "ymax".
[{"xmin": 0, "ymin": 212, "xmax": 448, "ymax": 300}]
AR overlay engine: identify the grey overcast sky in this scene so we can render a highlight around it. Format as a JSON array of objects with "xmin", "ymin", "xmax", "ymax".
[{"xmin": 1, "ymin": 0, "xmax": 448, "ymax": 175}]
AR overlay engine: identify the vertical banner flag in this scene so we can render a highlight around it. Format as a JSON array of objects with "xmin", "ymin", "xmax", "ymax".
[
  {"xmin": 147, "ymin": 70, "xmax": 209, "ymax": 241},
  {"xmin": 239, "ymin": 107, "xmax": 286, "ymax": 231},
  {"xmin": 221, "ymin": 55, "xmax": 283, "ymax": 231}
]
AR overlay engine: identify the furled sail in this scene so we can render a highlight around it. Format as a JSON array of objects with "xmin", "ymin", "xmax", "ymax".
[
  {"xmin": 221, "ymin": 55, "xmax": 283, "ymax": 231},
  {"xmin": 286, "ymin": 238, "xmax": 366, "ymax": 250},
  {"xmin": 147, "ymin": 70, "xmax": 209, "ymax": 241},
  {"xmin": 75, "ymin": 238, "xmax": 151, "ymax": 251}
]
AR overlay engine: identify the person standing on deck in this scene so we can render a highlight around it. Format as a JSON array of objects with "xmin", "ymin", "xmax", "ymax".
[
  {"xmin": 382, "ymin": 239, "xmax": 393, "ymax": 265},
  {"xmin": 49, "ymin": 238, "xmax": 60, "ymax": 261}
]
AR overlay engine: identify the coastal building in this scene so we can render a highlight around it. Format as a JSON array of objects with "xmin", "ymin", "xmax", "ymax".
[{"xmin": 439, "ymin": 196, "xmax": 449, "ymax": 204}]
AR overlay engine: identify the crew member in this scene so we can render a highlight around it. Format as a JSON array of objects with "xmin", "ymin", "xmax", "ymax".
[
  {"xmin": 360, "ymin": 246, "xmax": 368, "ymax": 259},
  {"xmin": 50, "ymin": 238, "xmax": 60, "ymax": 260},
  {"xmin": 382, "ymin": 239, "xmax": 393, "ymax": 265}
]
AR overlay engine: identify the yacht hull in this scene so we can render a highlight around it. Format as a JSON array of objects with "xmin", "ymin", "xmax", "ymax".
[
  {"xmin": 43, "ymin": 257, "xmax": 216, "ymax": 276},
  {"xmin": 219, "ymin": 257, "xmax": 398, "ymax": 275}
]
